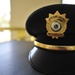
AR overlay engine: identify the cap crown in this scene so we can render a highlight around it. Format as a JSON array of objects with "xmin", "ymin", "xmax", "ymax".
[{"xmin": 26, "ymin": 4, "xmax": 75, "ymax": 45}]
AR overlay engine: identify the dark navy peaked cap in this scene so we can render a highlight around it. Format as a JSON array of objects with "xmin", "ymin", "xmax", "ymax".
[{"xmin": 26, "ymin": 4, "xmax": 75, "ymax": 75}]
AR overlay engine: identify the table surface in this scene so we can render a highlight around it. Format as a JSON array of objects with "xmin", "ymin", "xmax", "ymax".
[{"xmin": 0, "ymin": 40, "xmax": 44, "ymax": 75}]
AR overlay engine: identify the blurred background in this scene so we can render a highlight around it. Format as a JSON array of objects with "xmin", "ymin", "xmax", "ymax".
[{"xmin": 0, "ymin": 0, "xmax": 74, "ymax": 43}]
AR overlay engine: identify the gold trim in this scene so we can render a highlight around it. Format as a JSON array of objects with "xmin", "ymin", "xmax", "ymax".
[{"xmin": 34, "ymin": 41, "xmax": 75, "ymax": 51}]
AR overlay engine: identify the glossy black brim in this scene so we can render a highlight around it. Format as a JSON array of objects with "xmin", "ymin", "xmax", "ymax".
[{"xmin": 28, "ymin": 46, "xmax": 75, "ymax": 75}]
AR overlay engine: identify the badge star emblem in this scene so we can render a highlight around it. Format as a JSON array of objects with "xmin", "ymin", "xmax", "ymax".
[{"xmin": 45, "ymin": 11, "xmax": 69, "ymax": 39}]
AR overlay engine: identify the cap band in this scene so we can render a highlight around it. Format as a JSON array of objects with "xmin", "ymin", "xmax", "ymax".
[{"xmin": 34, "ymin": 41, "xmax": 75, "ymax": 51}]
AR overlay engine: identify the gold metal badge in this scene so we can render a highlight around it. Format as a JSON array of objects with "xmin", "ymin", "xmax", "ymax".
[{"xmin": 45, "ymin": 11, "xmax": 69, "ymax": 39}]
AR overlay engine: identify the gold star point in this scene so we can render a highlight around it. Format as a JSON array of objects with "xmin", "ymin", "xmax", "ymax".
[
  {"xmin": 54, "ymin": 11, "xmax": 60, "ymax": 15},
  {"xmin": 49, "ymin": 13, "xmax": 53, "ymax": 17}
]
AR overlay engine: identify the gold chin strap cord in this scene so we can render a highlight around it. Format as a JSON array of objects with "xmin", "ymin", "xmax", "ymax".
[{"xmin": 34, "ymin": 41, "xmax": 75, "ymax": 51}]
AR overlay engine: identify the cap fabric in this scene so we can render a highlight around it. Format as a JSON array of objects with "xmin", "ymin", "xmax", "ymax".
[
  {"xmin": 26, "ymin": 4, "xmax": 75, "ymax": 45},
  {"xmin": 26, "ymin": 4, "xmax": 75, "ymax": 75}
]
